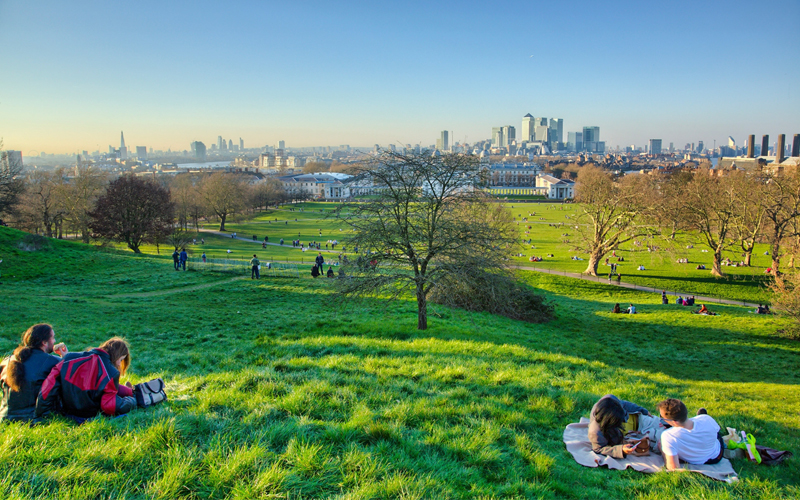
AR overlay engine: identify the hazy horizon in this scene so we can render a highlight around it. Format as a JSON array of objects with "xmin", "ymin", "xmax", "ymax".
[{"xmin": 1, "ymin": 0, "xmax": 798, "ymax": 155}]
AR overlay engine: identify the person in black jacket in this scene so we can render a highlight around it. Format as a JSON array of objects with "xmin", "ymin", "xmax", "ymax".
[
  {"xmin": 315, "ymin": 252, "xmax": 325, "ymax": 270},
  {"xmin": 0, "ymin": 324, "xmax": 67, "ymax": 422},
  {"xmin": 37, "ymin": 337, "xmax": 136, "ymax": 419}
]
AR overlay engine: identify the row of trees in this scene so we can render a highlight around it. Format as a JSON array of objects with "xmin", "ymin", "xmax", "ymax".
[
  {"xmin": 0, "ymin": 164, "xmax": 289, "ymax": 252},
  {"xmin": 574, "ymin": 165, "xmax": 800, "ymax": 277}
]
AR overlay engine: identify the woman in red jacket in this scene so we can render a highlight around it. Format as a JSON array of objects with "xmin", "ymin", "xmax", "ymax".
[{"xmin": 37, "ymin": 337, "xmax": 136, "ymax": 420}]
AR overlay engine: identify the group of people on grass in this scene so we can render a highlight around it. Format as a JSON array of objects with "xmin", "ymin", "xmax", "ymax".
[
  {"xmin": 590, "ymin": 395, "xmax": 735, "ymax": 469},
  {"xmin": 1, "ymin": 324, "xmax": 136, "ymax": 423}
]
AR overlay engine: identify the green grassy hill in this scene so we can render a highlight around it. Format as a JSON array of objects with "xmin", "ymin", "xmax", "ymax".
[{"xmin": 1, "ymin": 226, "xmax": 797, "ymax": 499}]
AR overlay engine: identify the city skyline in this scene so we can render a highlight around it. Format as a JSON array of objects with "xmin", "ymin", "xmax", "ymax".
[{"xmin": 1, "ymin": 0, "xmax": 798, "ymax": 155}]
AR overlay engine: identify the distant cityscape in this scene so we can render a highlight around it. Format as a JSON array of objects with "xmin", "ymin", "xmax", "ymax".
[{"xmin": 3, "ymin": 112, "xmax": 798, "ymax": 181}]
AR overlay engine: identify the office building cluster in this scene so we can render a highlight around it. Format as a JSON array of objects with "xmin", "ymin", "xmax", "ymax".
[{"xmin": 487, "ymin": 115, "xmax": 603, "ymax": 155}]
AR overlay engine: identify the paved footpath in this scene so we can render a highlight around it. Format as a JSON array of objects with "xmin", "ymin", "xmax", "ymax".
[{"xmin": 514, "ymin": 264, "xmax": 759, "ymax": 309}]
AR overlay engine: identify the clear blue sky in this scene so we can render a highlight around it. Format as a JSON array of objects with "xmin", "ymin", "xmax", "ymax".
[{"xmin": 1, "ymin": 0, "xmax": 798, "ymax": 155}]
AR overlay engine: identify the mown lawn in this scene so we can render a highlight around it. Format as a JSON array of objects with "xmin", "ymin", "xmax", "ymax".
[
  {"xmin": 113, "ymin": 201, "xmax": 775, "ymax": 304},
  {"xmin": 1, "ymin": 226, "xmax": 797, "ymax": 499}
]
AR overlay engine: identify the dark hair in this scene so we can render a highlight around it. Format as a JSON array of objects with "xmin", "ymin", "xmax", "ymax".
[
  {"xmin": 594, "ymin": 397, "xmax": 626, "ymax": 445},
  {"xmin": 4, "ymin": 324, "xmax": 53, "ymax": 392},
  {"xmin": 98, "ymin": 337, "xmax": 131, "ymax": 376},
  {"xmin": 657, "ymin": 398, "xmax": 688, "ymax": 422}
]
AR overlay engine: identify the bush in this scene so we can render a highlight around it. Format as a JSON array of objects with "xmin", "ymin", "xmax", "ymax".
[{"xmin": 429, "ymin": 270, "xmax": 554, "ymax": 323}]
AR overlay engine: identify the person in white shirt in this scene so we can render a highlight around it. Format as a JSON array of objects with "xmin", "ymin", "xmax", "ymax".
[
  {"xmin": 627, "ymin": 304, "xmax": 636, "ymax": 314},
  {"xmin": 657, "ymin": 399, "xmax": 724, "ymax": 470}
]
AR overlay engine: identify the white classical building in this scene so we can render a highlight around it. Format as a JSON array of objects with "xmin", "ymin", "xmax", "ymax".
[
  {"xmin": 536, "ymin": 174, "xmax": 575, "ymax": 199},
  {"xmin": 278, "ymin": 172, "xmax": 353, "ymax": 199}
]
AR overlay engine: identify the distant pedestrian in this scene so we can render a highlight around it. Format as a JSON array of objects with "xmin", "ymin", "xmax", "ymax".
[
  {"xmin": 202, "ymin": 252, "xmax": 206, "ymax": 263},
  {"xmin": 662, "ymin": 291, "xmax": 668, "ymax": 304},
  {"xmin": 179, "ymin": 248, "xmax": 188, "ymax": 271},
  {"xmin": 201, "ymin": 238, "xmax": 205, "ymax": 244},
  {"xmin": 250, "ymin": 254, "xmax": 260, "ymax": 279},
  {"xmin": 315, "ymin": 252, "xmax": 325, "ymax": 269},
  {"xmin": 172, "ymin": 249, "xmax": 180, "ymax": 271}
]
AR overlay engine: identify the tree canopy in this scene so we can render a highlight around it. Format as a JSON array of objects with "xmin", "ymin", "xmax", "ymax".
[{"xmin": 89, "ymin": 175, "xmax": 174, "ymax": 253}]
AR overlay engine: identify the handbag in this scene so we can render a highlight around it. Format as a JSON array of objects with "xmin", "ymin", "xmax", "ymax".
[{"xmin": 134, "ymin": 378, "xmax": 167, "ymax": 407}]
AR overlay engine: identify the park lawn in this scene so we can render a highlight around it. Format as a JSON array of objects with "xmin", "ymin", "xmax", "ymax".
[
  {"xmin": 1, "ymin": 225, "xmax": 798, "ymax": 499},
  {"xmin": 109, "ymin": 201, "xmax": 774, "ymax": 303}
]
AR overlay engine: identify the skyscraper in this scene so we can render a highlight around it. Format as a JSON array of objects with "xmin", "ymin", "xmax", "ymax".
[
  {"xmin": 582, "ymin": 126, "xmax": 599, "ymax": 143},
  {"xmin": 217, "ymin": 136, "xmax": 224, "ymax": 150},
  {"xmin": 440, "ymin": 130, "xmax": 449, "ymax": 151},
  {"xmin": 239, "ymin": 138, "xmax": 244, "ymax": 151},
  {"xmin": 278, "ymin": 140, "xmax": 285, "ymax": 150},
  {"xmin": 492, "ymin": 127, "xmax": 504, "ymax": 148},
  {"xmin": 502, "ymin": 126, "xmax": 515, "ymax": 147},
  {"xmin": 549, "ymin": 118, "xmax": 563, "ymax": 146},
  {"xmin": 119, "ymin": 131, "xmax": 128, "ymax": 159},
  {"xmin": 521, "ymin": 114, "xmax": 535, "ymax": 142},
  {"xmin": 567, "ymin": 132, "xmax": 583, "ymax": 152},
  {"xmin": 136, "ymin": 146, "xmax": 147, "ymax": 159},
  {"xmin": 649, "ymin": 139, "xmax": 662, "ymax": 155},
  {"xmin": 228, "ymin": 139, "xmax": 233, "ymax": 151},
  {"xmin": 191, "ymin": 141, "xmax": 207, "ymax": 159}
]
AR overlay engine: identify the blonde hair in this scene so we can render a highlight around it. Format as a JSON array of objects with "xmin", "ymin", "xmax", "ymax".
[{"xmin": 98, "ymin": 337, "xmax": 131, "ymax": 376}]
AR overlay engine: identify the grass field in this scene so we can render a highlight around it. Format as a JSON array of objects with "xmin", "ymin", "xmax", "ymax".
[
  {"xmin": 1, "ymin": 225, "xmax": 798, "ymax": 499},
  {"xmin": 116, "ymin": 201, "xmax": 775, "ymax": 304}
]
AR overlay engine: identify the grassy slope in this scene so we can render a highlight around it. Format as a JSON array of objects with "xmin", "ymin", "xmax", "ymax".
[{"xmin": 2, "ymin": 227, "xmax": 797, "ymax": 499}]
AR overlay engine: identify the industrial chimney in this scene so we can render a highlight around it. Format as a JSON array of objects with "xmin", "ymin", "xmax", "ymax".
[
  {"xmin": 776, "ymin": 134, "xmax": 786, "ymax": 164},
  {"xmin": 747, "ymin": 135, "xmax": 755, "ymax": 158},
  {"xmin": 762, "ymin": 135, "xmax": 770, "ymax": 157},
  {"xmin": 792, "ymin": 134, "xmax": 800, "ymax": 157}
]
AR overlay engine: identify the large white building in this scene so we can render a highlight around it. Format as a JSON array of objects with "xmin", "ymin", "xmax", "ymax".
[{"xmin": 278, "ymin": 173, "xmax": 354, "ymax": 199}]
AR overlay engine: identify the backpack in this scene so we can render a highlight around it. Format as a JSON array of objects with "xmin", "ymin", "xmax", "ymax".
[{"xmin": 134, "ymin": 378, "xmax": 167, "ymax": 407}]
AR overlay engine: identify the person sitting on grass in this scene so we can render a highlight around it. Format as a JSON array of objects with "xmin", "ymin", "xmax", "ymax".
[
  {"xmin": 311, "ymin": 264, "xmax": 320, "ymax": 278},
  {"xmin": 696, "ymin": 304, "xmax": 716, "ymax": 316},
  {"xmin": 627, "ymin": 304, "xmax": 636, "ymax": 314},
  {"xmin": 37, "ymin": 337, "xmax": 136, "ymax": 421},
  {"xmin": 0, "ymin": 324, "xmax": 67, "ymax": 422},
  {"xmin": 657, "ymin": 398, "xmax": 725, "ymax": 470},
  {"xmin": 589, "ymin": 395, "xmax": 661, "ymax": 458},
  {"xmin": 612, "ymin": 303, "xmax": 621, "ymax": 314},
  {"xmin": 326, "ymin": 266, "xmax": 334, "ymax": 278}
]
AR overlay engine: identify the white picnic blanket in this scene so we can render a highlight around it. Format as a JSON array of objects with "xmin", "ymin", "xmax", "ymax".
[{"xmin": 563, "ymin": 418, "xmax": 738, "ymax": 483}]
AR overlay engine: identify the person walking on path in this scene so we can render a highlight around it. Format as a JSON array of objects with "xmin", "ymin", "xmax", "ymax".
[
  {"xmin": 315, "ymin": 252, "xmax": 325, "ymax": 270},
  {"xmin": 179, "ymin": 248, "xmax": 188, "ymax": 271},
  {"xmin": 172, "ymin": 249, "xmax": 180, "ymax": 271},
  {"xmin": 250, "ymin": 254, "xmax": 260, "ymax": 279}
]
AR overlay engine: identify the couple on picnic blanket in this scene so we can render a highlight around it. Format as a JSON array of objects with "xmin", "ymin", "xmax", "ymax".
[{"xmin": 590, "ymin": 395, "xmax": 728, "ymax": 470}]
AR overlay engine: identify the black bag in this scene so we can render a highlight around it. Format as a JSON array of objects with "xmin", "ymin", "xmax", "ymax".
[{"xmin": 134, "ymin": 378, "xmax": 167, "ymax": 407}]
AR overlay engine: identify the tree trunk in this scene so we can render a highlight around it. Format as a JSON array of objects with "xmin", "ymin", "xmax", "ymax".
[
  {"xmin": 416, "ymin": 285, "xmax": 428, "ymax": 330},
  {"xmin": 771, "ymin": 242, "xmax": 781, "ymax": 275},
  {"xmin": 711, "ymin": 251, "xmax": 724, "ymax": 277},
  {"xmin": 584, "ymin": 249, "xmax": 602, "ymax": 276},
  {"xmin": 743, "ymin": 250, "xmax": 752, "ymax": 266},
  {"xmin": 130, "ymin": 243, "xmax": 141, "ymax": 254},
  {"xmin": 219, "ymin": 213, "xmax": 227, "ymax": 232}
]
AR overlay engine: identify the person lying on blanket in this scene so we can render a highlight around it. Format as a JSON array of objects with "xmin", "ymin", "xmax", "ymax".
[
  {"xmin": 588, "ymin": 394, "xmax": 665, "ymax": 459},
  {"xmin": 657, "ymin": 398, "xmax": 724, "ymax": 470}
]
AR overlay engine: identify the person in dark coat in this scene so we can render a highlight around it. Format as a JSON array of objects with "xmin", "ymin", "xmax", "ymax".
[
  {"xmin": 172, "ymin": 249, "xmax": 180, "ymax": 270},
  {"xmin": 588, "ymin": 394, "xmax": 652, "ymax": 459},
  {"xmin": 311, "ymin": 264, "xmax": 320, "ymax": 278},
  {"xmin": 0, "ymin": 324, "xmax": 67, "ymax": 422},
  {"xmin": 315, "ymin": 252, "xmax": 325, "ymax": 269},
  {"xmin": 326, "ymin": 266, "xmax": 334, "ymax": 278},
  {"xmin": 179, "ymin": 248, "xmax": 188, "ymax": 271}
]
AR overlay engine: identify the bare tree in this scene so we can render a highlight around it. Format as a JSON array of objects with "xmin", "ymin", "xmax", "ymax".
[
  {"xmin": 573, "ymin": 165, "xmax": 654, "ymax": 276},
  {"xmin": 18, "ymin": 169, "xmax": 67, "ymax": 238},
  {"xmin": 57, "ymin": 166, "xmax": 108, "ymax": 243},
  {"xmin": 89, "ymin": 175, "xmax": 174, "ymax": 253},
  {"xmin": 679, "ymin": 169, "xmax": 742, "ymax": 277},
  {"xmin": 732, "ymin": 172, "xmax": 766, "ymax": 267},
  {"xmin": 0, "ymin": 141, "xmax": 25, "ymax": 218},
  {"xmin": 758, "ymin": 170, "xmax": 800, "ymax": 275},
  {"xmin": 334, "ymin": 150, "xmax": 520, "ymax": 330},
  {"xmin": 198, "ymin": 172, "xmax": 247, "ymax": 231}
]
